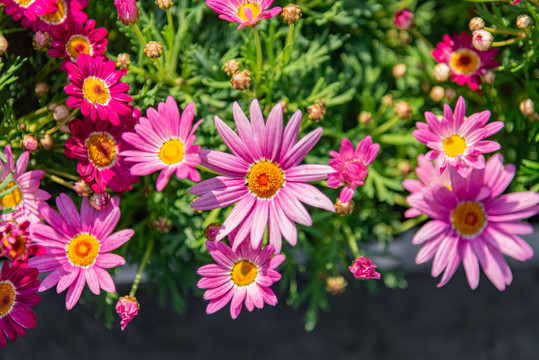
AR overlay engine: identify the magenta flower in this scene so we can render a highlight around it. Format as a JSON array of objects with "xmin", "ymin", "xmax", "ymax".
[
  {"xmin": 65, "ymin": 54, "xmax": 132, "ymax": 125},
  {"xmin": 49, "ymin": 18, "xmax": 108, "ymax": 71},
  {"xmin": 28, "ymin": 194, "xmax": 134, "ymax": 310},
  {"xmin": 190, "ymin": 100, "xmax": 335, "ymax": 253},
  {"xmin": 114, "ymin": 0, "xmax": 139, "ymax": 25},
  {"xmin": 0, "ymin": 0, "xmax": 57, "ymax": 22},
  {"xmin": 206, "ymin": 0, "xmax": 282, "ymax": 30},
  {"xmin": 327, "ymin": 136, "xmax": 380, "ymax": 203},
  {"xmin": 0, "ymin": 220, "xmax": 44, "ymax": 267},
  {"xmin": 0, "ymin": 261, "xmax": 41, "ymax": 348},
  {"xmin": 21, "ymin": 0, "xmax": 89, "ymax": 32},
  {"xmin": 65, "ymin": 113, "xmax": 139, "ymax": 194},
  {"xmin": 0, "ymin": 145, "xmax": 51, "ymax": 224},
  {"xmin": 121, "ymin": 96, "xmax": 203, "ymax": 192},
  {"xmin": 432, "ymin": 32, "xmax": 499, "ymax": 91},
  {"xmin": 407, "ymin": 154, "xmax": 539, "ymax": 290},
  {"xmin": 413, "ymin": 96, "xmax": 503, "ymax": 178},
  {"xmin": 197, "ymin": 232, "xmax": 285, "ymax": 319},
  {"xmin": 393, "ymin": 9, "xmax": 414, "ymax": 31},
  {"xmin": 348, "ymin": 256, "xmax": 381, "ymax": 280},
  {"xmin": 115, "ymin": 295, "xmax": 139, "ymax": 331}
]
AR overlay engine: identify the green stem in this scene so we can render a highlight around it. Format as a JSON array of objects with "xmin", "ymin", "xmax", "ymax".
[
  {"xmin": 492, "ymin": 35, "xmax": 525, "ymax": 47},
  {"xmin": 372, "ymin": 116, "xmax": 400, "ymax": 136},
  {"xmin": 31, "ymin": 166, "xmax": 79, "ymax": 181},
  {"xmin": 529, "ymin": 0, "xmax": 539, "ymax": 6},
  {"xmin": 45, "ymin": 108, "xmax": 79, "ymax": 135},
  {"xmin": 129, "ymin": 237, "xmax": 155, "ymax": 298},
  {"xmin": 133, "ymin": 23, "xmax": 146, "ymax": 48},
  {"xmin": 282, "ymin": 23, "xmax": 295, "ymax": 64},
  {"xmin": 44, "ymin": 173, "xmax": 74, "ymax": 190},
  {"xmin": 252, "ymin": 27, "xmax": 263, "ymax": 83},
  {"xmin": 17, "ymin": 106, "xmax": 48, "ymax": 123},
  {"xmin": 483, "ymin": 26, "xmax": 524, "ymax": 36},
  {"xmin": 165, "ymin": 9, "xmax": 175, "ymax": 73},
  {"xmin": 410, "ymin": 28, "xmax": 433, "ymax": 48}
]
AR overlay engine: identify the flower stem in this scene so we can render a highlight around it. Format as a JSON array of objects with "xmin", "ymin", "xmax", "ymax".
[
  {"xmin": 43, "ymin": 173, "xmax": 74, "ymax": 190},
  {"xmin": 492, "ymin": 35, "xmax": 525, "ymax": 47},
  {"xmin": 31, "ymin": 165, "xmax": 79, "ymax": 181},
  {"xmin": 129, "ymin": 237, "xmax": 155, "ymax": 298},
  {"xmin": 282, "ymin": 23, "xmax": 295, "ymax": 64},
  {"xmin": 483, "ymin": 26, "xmax": 524, "ymax": 36},
  {"xmin": 252, "ymin": 27, "xmax": 263, "ymax": 83},
  {"xmin": 45, "ymin": 108, "xmax": 79, "ymax": 135},
  {"xmin": 133, "ymin": 23, "xmax": 146, "ymax": 47},
  {"xmin": 372, "ymin": 116, "xmax": 400, "ymax": 136},
  {"xmin": 17, "ymin": 106, "xmax": 48, "ymax": 123}
]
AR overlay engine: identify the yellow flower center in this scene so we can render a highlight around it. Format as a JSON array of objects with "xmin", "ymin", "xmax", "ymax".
[
  {"xmin": 443, "ymin": 135, "xmax": 466, "ymax": 158},
  {"xmin": 451, "ymin": 202, "xmax": 486, "ymax": 237},
  {"xmin": 67, "ymin": 234, "xmax": 100, "ymax": 267},
  {"xmin": 159, "ymin": 139, "xmax": 185, "ymax": 165},
  {"xmin": 247, "ymin": 161, "xmax": 285, "ymax": 199},
  {"xmin": 449, "ymin": 49, "xmax": 480, "ymax": 75},
  {"xmin": 0, "ymin": 182, "xmax": 23, "ymax": 210},
  {"xmin": 66, "ymin": 35, "xmax": 92, "ymax": 63},
  {"xmin": 40, "ymin": 0, "xmax": 66, "ymax": 24},
  {"xmin": 230, "ymin": 260, "xmax": 258, "ymax": 286},
  {"xmin": 85, "ymin": 132, "xmax": 118, "ymax": 169},
  {"xmin": 238, "ymin": 3, "xmax": 261, "ymax": 21},
  {"xmin": 0, "ymin": 282, "xmax": 15, "ymax": 316},
  {"xmin": 14, "ymin": 0, "xmax": 35, "ymax": 7},
  {"xmin": 82, "ymin": 77, "xmax": 110, "ymax": 105}
]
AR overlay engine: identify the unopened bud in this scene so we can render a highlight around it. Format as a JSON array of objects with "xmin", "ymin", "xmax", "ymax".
[
  {"xmin": 519, "ymin": 99, "xmax": 535, "ymax": 116},
  {"xmin": 150, "ymin": 217, "xmax": 172, "ymax": 233},
  {"xmin": 325, "ymin": 276, "xmax": 347, "ymax": 295},
  {"xmin": 53, "ymin": 105, "xmax": 70, "ymax": 122},
  {"xmin": 0, "ymin": 36, "xmax": 8, "ymax": 55},
  {"xmin": 33, "ymin": 31, "xmax": 51, "ymax": 51},
  {"xmin": 116, "ymin": 53, "xmax": 131, "ymax": 68},
  {"xmin": 18, "ymin": 123, "xmax": 26, "ymax": 131},
  {"xmin": 21, "ymin": 134, "xmax": 39, "ymax": 152},
  {"xmin": 176, "ymin": 77, "xmax": 185, "ymax": 87},
  {"xmin": 282, "ymin": 4, "xmax": 301, "ymax": 24},
  {"xmin": 469, "ymin": 17, "xmax": 485, "ymax": 32},
  {"xmin": 335, "ymin": 198, "xmax": 354, "ymax": 215},
  {"xmin": 144, "ymin": 41, "xmax": 163, "ymax": 58},
  {"xmin": 516, "ymin": 14, "xmax": 531, "ymax": 29},
  {"xmin": 74, "ymin": 180, "xmax": 93, "ymax": 197},
  {"xmin": 230, "ymin": 71, "xmax": 251, "ymax": 91},
  {"xmin": 433, "ymin": 63, "xmax": 450, "ymax": 82},
  {"xmin": 116, "ymin": 296, "xmax": 140, "ymax": 331},
  {"xmin": 381, "ymin": 95, "xmax": 394, "ymax": 107},
  {"xmin": 155, "ymin": 0, "xmax": 173, "ymax": 9},
  {"xmin": 472, "ymin": 30, "xmax": 493, "ymax": 51},
  {"xmin": 399, "ymin": 31, "xmax": 411, "ymax": 44},
  {"xmin": 307, "ymin": 104, "xmax": 325, "ymax": 122},
  {"xmin": 89, "ymin": 192, "xmax": 111, "ymax": 210},
  {"xmin": 35, "ymin": 82, "xmax": 49, "ymax": 96},
  {"xmin": 115, "ymin": 0, "xmax": 139, "ymax": 25},
  {"xmin": 392, "ymin": 63, "xmax": 406, "ymax": 78},
  {"xmin": 224, "ymin": 59, "xmax": 239, "ymax": 76},
  {"xmin": 393, "ymin": 9, "xmax": 414, "ymax": 31},
  {"xmin": 278, "ymin": 100, "xmax": 289, "ymax": 113},
  {"xmin": 204, "ymin": 223, "xmax": 221, "ymax": 241},
  {"xmin": 394, "ymin": 101, "xmax": 412, "ymax": 119},
  {"xmin": 48, "ymin": 102, "xmax": 58, "ymax": 112},
  {"xmin": 358, "ymin": 111, "xmax": 372, "ymax": 126},
  {"xmin": 60, "ymin": 124, "xmax": 70, "ymax": 133},
  {"xmin": 483, "ymin": 70, "xmax": 495, "ymax": 84},
  {"xmin": 530, "ymin": 112, "xmax": 538, "ymax": 122},
  {"xmin": 398, "ymin": 160, "xmax": 412, "ymax": 176},
  {"xmin": 40, "ymin": 134, "xmax": 54, "ymax": 150},
  {"xmin": 430, "ymin": 86, "xmax": 445, "ymax": 102},
  {"xmin": 445, "ymin": 87, "xmax": 456, "ymax": 101}
]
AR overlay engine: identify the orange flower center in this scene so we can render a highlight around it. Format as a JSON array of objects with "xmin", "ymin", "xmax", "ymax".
[
  {"xmin": 0, "ymin": 181, "xmax": 23, "ymax": 210},
  {"xmin": 82, "ymin": 77, "xmax": 110, "ymax": 105},
  {"xmin": 159, "ymin": 139, "xmax": 184, "ymax": 165},
  {"xmin": 231, "ymin": 260, "xmax": 258, "ymax": 286},
  {"xmin": 450, "ymin": 49, "xmax": 480, "ymax": 75},
  {"xmin": 40, "ymin": 0, "xmax": 66, "ymax": 24},
  {"xmin": 0, "ymin": 282, "xmax": 15, "ymax": 316},
  {"xmin": 66, "ymin": 35, "xmax": 92, "ymax": 63},
  {"xmin": 67, "ymin": 233, "xmax": 100, "ymax": 267},
  {"xmin": 451, "ymin": 202, "xmax": 486, "ymax": 237},
  {"xmin": 238, "ymin": 3, "xmax": 261, "ymax": 21},
  {"xmin": 86, "ymin": 132, "xmax": 118, "ymax": 169},
  {"xmin": 14, "ymin": 0, "xmax": 35, "ymax": 7},
  {"xmin": 247, "ymin": 161, "xmax": 285, "ymax": 199},
  {"xmin": 443, "ymin": 135, "xmax": 466, "ymax": 158}
]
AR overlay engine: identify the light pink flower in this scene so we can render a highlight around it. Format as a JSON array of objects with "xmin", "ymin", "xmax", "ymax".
[
  {"xmin": 206, "ymin": 0, "xmax": 282, "ymax": 30},
  {"xmin": 349, "ymin": 256, "xmax": 381, "ymax": 279},
  {"xmin": 190, "ymin": 100, "xmax": 335, "ymax": 253},
  {"xmin": 327, "ymin": 136, "xmax": 379, "ymax": 203},
  {"xmin": 115, "ymin": 295, "xmax": 139, "ymax": 331},
  {"xmin": 413, "ymin": 96, "xmax": 503, "ymax": 178},
  {"xmin": 28, "ymin": 194, "xmax": 134, "ymax": 310},
  {"xmin": 407, "ymin": 154, "xmax": 539, "ymax": 290}
]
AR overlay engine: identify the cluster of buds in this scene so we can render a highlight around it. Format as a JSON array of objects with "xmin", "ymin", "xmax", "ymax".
[
  {"xmin": 144, "ymin": 41, "xmax": 163, "ymax": 58},
  {"xmin": 282, "ymin": 4, "xmax": 301, "ymax": 24},
  {"xmin": 307, "ymin": 99, "xmax": 327, "ymax": 122}
]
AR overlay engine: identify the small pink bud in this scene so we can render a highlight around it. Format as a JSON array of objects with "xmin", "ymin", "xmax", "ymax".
[
  {"xmin": 115, "ymin": 296, "xmax": 140, "ymax": 331},
  {"xmin": 21, "ymin": 134, "xmax": 39, "ymax": 152},
  {"xmin": 114, "ymin": 0, "xmax": 139, "ymax": 25},
  {"xmin": 89, "ymin": 192, "xmax": 111, "ymax": 210},
  {"xmin": 472, "ymin": 30, "xmax": 493, "ymax": 51},
  {"xmin": 393, "ymin": 10, "xmax": 414, "ymax": 31},
  {"xmin": 348, "ymin": 256, "xmax": 381, "ymax": 280},
  {"xmin": 33, "ymin": 31, "xmax": 51, "ymax": 51},
  {"xmin": 204, "ymin": 223, "xmax": 221, "ymax": 241},
  {"xmin": 74, "ymin": 180, "xmax": 93, "ymax": 197}
]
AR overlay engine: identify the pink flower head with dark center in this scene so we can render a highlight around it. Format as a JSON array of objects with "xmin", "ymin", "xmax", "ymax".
[
  {"xmin": 0, "ymin": 220, "xmax": 44, "ymax": 267},
  {"xmin": 0, "ymin": 145, "xmax": 51, "ymax": 224},
  {"xmin": 432, "ymin": 32, "xmax": 499, "ymax": 91},
  {"xmin": 206, "ymin": 0, "xmax": 282, "ymax": 30},
  {"xmin": 197, "ymin": 231, "xmax": 285, "ymax": 319},
  {"xmin": 115, "ymin": 295, "xmax": 139, "ymax": 331},
  {"xmin": 28, "ymin": 194, "xmax": 134, "ymax": 310},
  {"xmin": 190, "ymin": 100, "xmax": 335, "ymax": 254},
  {"xmin": 0, "ymin": 0, "xmax": 57, "ymax": 22},
  {"xmin": 407, "ymin": 154, "xmax": 539, "ymax": 290},
  {"xmin": 49, "ymin": 18, "xmax": 108, "ymax": 71},
  {"xmin": 327, "ymin": 136, "xmax": 380, "ymax": 203},
  {"xmin": 114, "ymin": 0, "xmax": 139, "ymax": 25},
  {"xmin": 393, "ymin": 9, "xmax": 414, "ymax": 31},
  {"xmin": 65, "ymin": 112, "xmax": 139, "ymax": 194},
  {"xmin": 65, "ymin": 54, "xmax": 132, "ymax": 125},
  {"xmin": 21, "ymin": 0, "xmax": 89, "ymax": 32},
  {"xmin": 121, "ymin": 96, "xmax": 203, "ymax": 192},
  {"xmin": 0, "ymin": 261, "xmax": 41, "ymax": 348},
  {"xmin": 349, "ymin": 256, "xmax": 381, "ymax": 279},
  {"xmin": 413, "ymin": 96, "xmax": 503, "ymax": 178}
]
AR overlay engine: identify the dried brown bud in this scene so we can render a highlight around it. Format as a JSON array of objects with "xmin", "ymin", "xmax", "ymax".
[
  {"xmin": 224, "ymin": 59, "xmax": 240, "ymax": 76},
  {"xmin": 519, "ymin": 99, "xmax": 535, "ymax": 116},
  {"xmin": 325, "ymin": 276, "xmax": 347, "ymax": 295},
  {"xmin": 392, "ymin": 63, "xmax": 406, "ymax": 78},
  {"xmin": 74, "ymin": 180, "xmax": 93, "ymax": 197},
  {"xmin": 472, "ymin": 30, "xmax": 493, "ymax": 51},
  {"xmin": 483, "ymin": 70, "xmax": 495, "ymax": 84},
  {"xmin": 394, "ymin": 101, "xmax": 412, "ymax": 119},
  {"xmin": 21, "ymin": 134, "xmax": 39, "ymax": 153},
  {"xmin": 35, "ymin": 82, "xmax": 50, "ymax": 96},
  {"xmin": 445, "ymin": 88, "xmax": 457, "ymax": 102},
  {"xmin": 430, "ymin": 86, "xmax": 445, "ymax": 102},
  {"xmin": 317, "ymin": 98, "xmax": 327, "ymax": 111},
  {"xmin": 144, "ymin": 41, "xmax": 163, "ymax": 58},
  {"xmin": 204, "ymin": 223, "xmax": 222, "ymax": 241},
  {"xmin": 469, "ymin": 17, "xmax": 485, "ymax": 32},
  {"xmin": 155, "ymin": 0, "xmax": 173, "ymax": 9},
  {"xmin": 282, "ymin": 4, "xmax": 301, "ymax": 24},
  {"xmin": 230, "ymin": 71, "xmax": 251, "ymax": 91},
  {"xmin": 381, "ymin": 95, "xmax": 394, "ymax": 107},
  {"xmin": 0, "ymin": 36, "xmax": 8, "ymax": 55},
  {"xmin": 40, "ymin": 134, "xmax": 54, "ymax": 150},
  {"xmin": 89, "ymin": 192, "xmax": 111, "ymax": 210},
  {"xmin": 116, "ymin": 53, "xmax": 131, "ymax": 68},
  {"xmin": 33, "ymin": 31, "xmax": 51, "ymax": 51},
  {"xmin": 516, "ymin": 14, "xmax": 531, "ymax": 29},
  {"xmin": 307, "ymin": 104, "xmax": 325, "ymax": 122},
  {"xmin": 398, "ymin": 160, "xmax": 412, "ymax": 176},
  {"xmin": 433, "ymin": 63, "xmax": 450, "ymax": 82},
  {"xmin": 335, "ymin": 198, "xmax": 354, "ymax": 216},
  {"xmin": 53, "ymin": 105, "xmax": 70, "ymax": 122},
  {"xmin": 358, "ymin": 111, "xmax": 373, "ymax": 126}
]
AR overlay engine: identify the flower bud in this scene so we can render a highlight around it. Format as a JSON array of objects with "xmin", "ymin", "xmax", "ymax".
[
  {"xmin": 398, "ymin": 160, "xmax": 412, "ymax": 176},
  {"xmin": 204, "ymin": 223, "xmax": 221, "ymax": 241},
  {"xmin": 392, "ymin": 63, "xmax": 406, "ymax": 78},
  {"xmin": 33, "ymin": 31, "xmax": 51, "ymax": 51},
  {"xmin": 325, "ymin": 276, "xmax": 347, "ymax": 295},
  {"xmin": 349, "ymin": 256, "xmax": 381, "ymax": 280},
  {"xmin": 430, "ymin": 86, "xmax": 445, "ymax": 102},
  {"xmin": 468, "ymin": 17, "xmax": 484, "ymax": 32},
  {"xmin": 176, "ymin": 77, "xmax": 185, "ymax": 87},
  {"xmin": 35, "ymin": 82, "xmax": 50, "ymax": 96},
  {"xmin": 381, "ymin": 94, "xmax": 393, "ymax": 107},
  {"xmin": 282, "ymin": 4, "xmax": 301, "ymax": 24},
  {"xmin": 116, "ymin": 53, "xmax": 131, "ymax": 68},
  {"xmin": 48, "ymin": 102, "xmax": 58, "ymax": 112},
  {"xmin": 433, "ymin": 63, "xmax": 450, "ymax": 82},
  {"xmin": 0, "ymin": 36, "xmax": 8, "ymax": 55},
  {"xmin": 230, "ymin": 71, "xmax": 251, "ymax": 91},
  {"xmin": 53, "ymin": 105, "xmax": 70, "ymax": 122},
  {"xmin": 394, "ymin": 101, "xmax": 412, "ymax": 119},
  {"xmin": 224, "ymin": 59, "xmax": 240, "ymax": 76},
  {"xmin": 335, "ymin": 198, "xmax": 354, "ymax": 215},
  {"xmin": 358, "ymin": 111, "xmax": 372, "ymax": 126},
  {"xmin": 155, "ymin": 0, "xmax": 173, "ymax": 9},
  {"xmin": 115, "ymin": 0, "xmax": 139, "ymax": 25},
  {"xmin": 483, "ymin": 70, "xmax": 495, "ymax": 84},
  {"xmin": 144, "ymin": 41, "xmax": 163, "ymax": 58},
  {"xmin": 150, "ymin": 217, "xmax": 172, "ymax": 233},
  {"xmin": 530, "ymin": 112, "xmax": 538, "ymax": 122},
  {"xmin": 278, "ymin": 100, "xmax": 289, "ymax": 113},
  {"xmin": 472, "ymin": 30, "xmax": 493, "ymax": 51},
  {"xmin": 18, "ymin": 123, "xmax": 26, "ymax": 131},
  {"xmin": 89, "ymin": 192, "xmax": 111, "ymax": 210},
  {"xmin": 116, "ymin": 296, "xmax": 140, "ymax": 331},
  {"xmin": 445, "ymin": 87, "xmax": 456, "ymax": 102},
  {"xmin": 60, "ymin": 124, "xmax": 70, "ymax": 133},
  {"xmin": 516, "ymin": 14, "xmax": 531, "ymax": 29},
  {"xmin": 393, "ymin": 9, "xmax": 414, "ymax": 31},
  {"xmin": 519, "ymin": 99, "xmax": 535, "ymax": 116},
  {"xmin": 21, "ymin": 134, "xmax": 39, "ymax": 152},
  {"xmin": 74, "ymin": 180, "xmax": 93, "ymax": 197},
  {"xmin": 307, "ymin": 104, "xmax": 325, "ymax": 122},
  {"xmin": 40, "ymin": 134, "xmax": 54, "ymax": 150}
]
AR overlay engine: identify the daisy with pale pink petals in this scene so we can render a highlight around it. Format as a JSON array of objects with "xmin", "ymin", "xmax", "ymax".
[
  {"xmin": 21, "ymin": 0, "xmax": 89, "ymax": 32},
  {"xmin": 197, "ymin": 231, "xmax": 285, "ymax": 319},
  {"xmin": 28, "ymin": 194, "xmax": 134, "ymax": 310},
  {"xmin": 0, "ymin": 145, "xmax": 51, "ymax": 224},
  {"xmin": 206, "ymin": 0, "xmax": 282, "ymax": 30},
  {"xmin": 190, "ymin": 100, "xmax": 335, "ymax": 254},
  {"xmin": 327, "ymin": 136, "xmax": 380, "ymax": 203},
  {"xmin": 407, "ymin": 154, "xmax": 539, "ymax": 290},
  {"xmin": 121, "ymin": 96, "xmax": 203, "ymax": 192},
  {"xmin": 0, "ymin": 0, "xmax": 57, "ymax": 22},
  {"xmin": 413, "ymin": 96, "xmax": 503, "ymax": 178}
]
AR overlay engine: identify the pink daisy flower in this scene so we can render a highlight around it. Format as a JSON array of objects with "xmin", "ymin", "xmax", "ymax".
[
  {"xmin": 21, "ymin": 0, "xmax": 88, "ymax": 32},
  {"xmin": 408, "ymin": 154, "xmax": 539, "ymax": 290},
  {"xmin": 197, "ymin": 232, "xmax": 285, "ymax": 319},
  {"xmin": 432, "ymin": 32, "xmax": 499, "ymax": 91},
  {"xmin": 189, "ymin": 100, "xmax": 335, "ymax": 253},
  {"xmin": 0, "ymin": 261, "xmax": 41, "ymax": 348},
  {"xmin": 65, "ymin": 54, "xmax": 132, "ymax": 125},
  {"xmin": 65, "ymin": 113, "xmax": 139, "ymax": 194},
  {"xmin": 0, "ymin": 145, "xmax": 51, "ymax": 224},
  {"xmin": 0, "ymin": 220, "xmax": 44, "ymax": 267},
  {"xmin": 413, "ymin": 96, "xmax": 504, "ymax": 178},
  {"xmin": 205, "ymin": 0, "xmax": 282, "ymax": 30},
  {"xmin": 28, "ymin": 194, "xmax": 134, "ymax": 310},
  {"xmin": 121, "ymin": 96, "xmax": 203, "ymax": 192},
  {"xmin": 348, "ymin": 256, "xmax": 381, "ymax": 280},
  {"xmin": 327, "ymin": 136, "xmax": 380, "ymax": 203},
  {"xmin": 0, "ymin": 0, "xmax": 57, "ymax": 22},
  {"xmin": 49, "ymin": 18, "xmax": 108, "ymax": 71}
]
